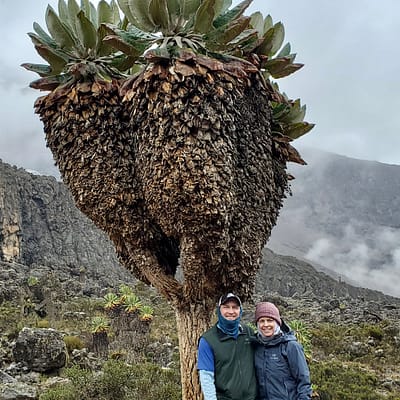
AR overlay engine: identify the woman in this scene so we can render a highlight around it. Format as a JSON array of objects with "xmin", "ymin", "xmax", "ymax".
[{"xmin": 253, "ymin": 302, "xmax": 312, "ymax": 400}]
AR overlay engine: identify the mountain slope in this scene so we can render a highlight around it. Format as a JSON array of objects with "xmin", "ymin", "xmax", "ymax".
[{"xmin": 268, "ymin": 148, "xmax": 400, "ymax": 297}]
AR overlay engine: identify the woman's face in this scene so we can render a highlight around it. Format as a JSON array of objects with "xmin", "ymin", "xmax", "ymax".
[
  {"xmin": 257, "ymin": 317, "xmax": 277, "ymax": 337},
  {"xmin": 220, "ymin": 300, "xmax": 241, "ymax": 320}
]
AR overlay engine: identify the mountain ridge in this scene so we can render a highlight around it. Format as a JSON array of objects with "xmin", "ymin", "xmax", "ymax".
[{"xmin": 1, "ymin": 157, "xmax": 398, "ymax": 303}]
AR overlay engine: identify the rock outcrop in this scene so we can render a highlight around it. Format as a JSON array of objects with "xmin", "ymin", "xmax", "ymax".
[
  {"xmin": 13, "ymin": 328, "xmax": 66, "ymax": 373},
  {"xmin": 0, "ymin": 160, "xmax": 135, "ymax": 301}
]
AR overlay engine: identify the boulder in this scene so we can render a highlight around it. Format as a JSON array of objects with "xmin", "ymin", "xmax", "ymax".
[{"xmin": 12, "ymin": 328, "xmax": 66, "ymax": 372}]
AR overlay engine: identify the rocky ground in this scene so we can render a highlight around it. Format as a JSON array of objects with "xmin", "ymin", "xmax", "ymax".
[{"xmin": 0, "ymin": 255, "xmax": 399, "ymax": 399}]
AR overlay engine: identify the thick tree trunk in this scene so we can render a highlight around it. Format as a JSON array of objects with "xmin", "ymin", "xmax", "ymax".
[
  {"xmin": 175, "ymin": 303, "xmax": 213, "ymax": 400},
  {"xmin": 92, "ymin": 332, "xmax": 109, "ymax": 359}
]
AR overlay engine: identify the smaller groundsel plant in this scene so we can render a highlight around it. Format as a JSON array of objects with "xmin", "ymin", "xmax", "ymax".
[{"xmin": 102, "ymin": 285, "xmax": 154, "ymax": 321}]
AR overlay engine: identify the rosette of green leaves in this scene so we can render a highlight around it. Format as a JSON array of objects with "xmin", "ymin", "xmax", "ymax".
[
  {"xmin": 108, "ymin": 0, "xmax": 303, "ymax": 80},
  {"xmin": 21, "ymin": 0, "xmax": 154, "ymax": 90},
  {"xmin": 91, "ymin": 315, "xmax": 110, "ymax": 334},
  {"xmin": 104, "ymin": 292, "xmax": 121, "ymax": 311},
  {"xmin": 123, "ymin": 294, "xmax": 142, "ymax": 314},
  {"xmin": 139, "ymin": 305, "xmax": 154, "ymax": 322},
  {"xmin": 105, "ymin": 0, "xmax": 258, "ymax": 60}
]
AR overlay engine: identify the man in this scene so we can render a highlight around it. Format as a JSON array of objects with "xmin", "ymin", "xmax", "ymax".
[{"xmin": 197, "ymin": 293, "xmax": 257, "ymax": 400}]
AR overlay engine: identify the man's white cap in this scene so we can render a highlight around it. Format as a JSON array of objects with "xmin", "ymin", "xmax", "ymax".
[{"xmin": 218, "ymin": 293, "xmax": 242, "ymax": 307}]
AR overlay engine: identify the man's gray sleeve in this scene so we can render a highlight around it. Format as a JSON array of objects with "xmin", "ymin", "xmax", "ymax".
[{"xmin": 199, "ymin": 369, "xmax": 217, "ymax": 400}]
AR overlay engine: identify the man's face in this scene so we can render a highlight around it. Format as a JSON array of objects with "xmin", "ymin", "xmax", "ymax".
[
  {"xmin": 220, "ymin": 300, "xmax": 241, "ymax": 320},
  {"xmin": 257, "ymin": 317, "xmax": 277, "ymax": 337}
]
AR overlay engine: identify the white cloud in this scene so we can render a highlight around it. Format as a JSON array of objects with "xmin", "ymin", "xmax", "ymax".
[{"xmin": 305, "ymin": 224, "xmax": 400, "ymax": 297}]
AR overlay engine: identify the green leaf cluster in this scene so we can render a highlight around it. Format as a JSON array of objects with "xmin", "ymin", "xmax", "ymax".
[
  {"xmin": 103, "ymin": 292, "xmax": 120, "ymax": 311},
  {"xmin": 103, "ymin": 285, "xmax": 154, "ymax": 320},
  {"xmin": 23, "ymin": 0, "xmax": 304, "ymax": 81},
  {"xmin": 91, "ymin": 315, "xmax": 110, "ymax": 333},
  {"xmin": 23, "ymin": 0, "xmax": 314, "ymax": 141},
  {"xmin": 271, "ymin": 98, "xmax": 315, "ymax": 141},
  {"xmin": 248, "ymin": 13, "xmax": 303, "ymax": 79},
  {"xmin": 288, "ymin": 319, "xmax": 312, "ymax": 360},
  {"xmin": 27, "ymin": 276, "xmax": 40, "ymax": 287},
  {"xmin": 22, "ymin": 0, "xmax": 131, "ymax": 88}
]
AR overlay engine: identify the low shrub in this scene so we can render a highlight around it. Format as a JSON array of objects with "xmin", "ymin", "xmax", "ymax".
[
  {"xmin": 63, "ymin": 335, "xmax": 85, "ymax": 353},
  {"xmin": 38, "ymin": 360, "xmax": 181, "ymax": 400},
  {"xmin": 289, "ymin": 319, "xmax": 312, "ymax": 360},
  {"xmin": 366, "ymin": 325, "xmax": 384, "ymax": 341},
  {"xmin": 36, "ymin": 319, "xmax": 50, "ymax": 328},
  {"xmin": 310, "ymin": 360, "xmax": 398, "ymax": 400}
]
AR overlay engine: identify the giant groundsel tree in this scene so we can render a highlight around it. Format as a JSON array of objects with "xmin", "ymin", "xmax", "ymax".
[{"xmin": 22, "ymin": 0, "xmax": 314, "ymax": 398}]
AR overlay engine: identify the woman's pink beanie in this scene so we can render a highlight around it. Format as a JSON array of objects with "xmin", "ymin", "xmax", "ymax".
[{"xmin": 255, "ymin": 302, "xmax": 282, "ymax": 326}]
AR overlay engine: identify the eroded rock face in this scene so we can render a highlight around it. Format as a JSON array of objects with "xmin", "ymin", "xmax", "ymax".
[
  {"xmin": 0, "ymin": 161, "xmax": 119, "ymax": 269},
  {"xmin": 0, "ymin": 212, "xmax": 21, "ymax": 263},
  {"xmin": 12, "ymin": 328, "xmax": 66, "ymax": 372},
  {"xmin": 0, "ymin": 160, "xmax": 136, "ymax": 302}
]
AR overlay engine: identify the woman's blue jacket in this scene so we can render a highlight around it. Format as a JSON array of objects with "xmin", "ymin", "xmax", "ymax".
[{"xmin": 252, "ymin": 320, "xmax": 312, "ymax": 400}]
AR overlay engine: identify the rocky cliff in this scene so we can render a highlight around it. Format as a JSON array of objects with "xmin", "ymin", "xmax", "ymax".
[{"xmin": 0, "ymin": 160, "xmax": 135, "ymax": 300}]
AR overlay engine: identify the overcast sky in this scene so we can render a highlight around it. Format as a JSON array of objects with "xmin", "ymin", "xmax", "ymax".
[{"xmin": 1, "ymin": 0, "xmax": 400, "ymax": 176}]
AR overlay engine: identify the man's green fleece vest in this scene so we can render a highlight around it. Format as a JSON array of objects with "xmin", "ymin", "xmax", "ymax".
[{"xmin": 202, "ymin": 324, "xmax": 257, "ymax": 400}]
